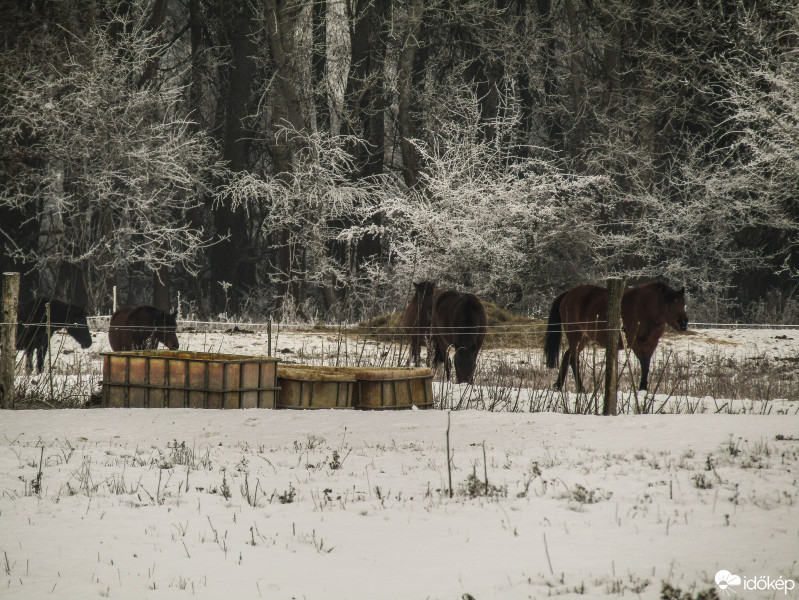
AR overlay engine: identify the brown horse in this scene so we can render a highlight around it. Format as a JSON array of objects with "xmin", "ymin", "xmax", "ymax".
[
  {"xmin": 16, "ymin": 298, "xmax": 93, "ymax": 373},
  {"xmin": 544, "ymin": 281, "xmax": 688, "ymax": 391},
  {"xmin": 108, "ymin": 306, "xmax": 179, "ymax": 351},
  {"xmin": 431, "ymin": 290, "xmax": 487, "ymax": 384},
  {"xmin": 401, "ymin": 281, "xmax": 440, "ymax": 366}
]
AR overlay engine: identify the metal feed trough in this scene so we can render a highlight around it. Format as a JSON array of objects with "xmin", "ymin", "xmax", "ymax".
[{"xmin": 101, "ymin": 351, "xmax": 279, "ymax": 409}]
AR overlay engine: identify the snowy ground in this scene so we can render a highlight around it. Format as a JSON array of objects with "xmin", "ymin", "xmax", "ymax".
[
  {"xmin": 2, "ymin": 410, "xmax": 798, "ymax": 599},
  {"xmin": 1, "ymin": 326, "xmax": 798, "ymax": 599}
]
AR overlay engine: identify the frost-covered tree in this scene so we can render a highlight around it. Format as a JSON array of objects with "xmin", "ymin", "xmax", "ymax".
[
  {"xmin": 221, "ymin": 128, "xmax": 387, "ymax": 319},
  {"xmin": 710, "ymin": 15, "xmax": 799, "ymax": 315},
  {"xmin": 3, "ymin": 0, "xmax": 798, "ymax": 320},
  {"xmin": 381, "ymin": 97, "xmax": 609, "ymax": 312},
  {"xmin": 0, "ymin": 13, "xmax": 221, "ymax": 311}
]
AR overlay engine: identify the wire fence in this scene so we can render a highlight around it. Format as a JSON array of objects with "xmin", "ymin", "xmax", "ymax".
[
  {"xmin": 4, "ymin": 317, "xmax": 798, "ymax": 410},
  {"xmin": 3, "ymin": 317, "xmax": 799, "ymax": 335}
]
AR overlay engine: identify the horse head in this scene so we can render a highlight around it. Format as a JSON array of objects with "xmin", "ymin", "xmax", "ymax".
[
  {"xmin": 409, "ymin": 281, "xmax": 437, "ymax": 324},
  {"xmin": 453, "ymin": 346, "xmax": 478, "ymax": 384},
  {"xmin": 160, "ymin": 311, "xmax": 180, "ymax": 350},
  {"xmin": 66, "ymin": 306, "xmax": 93, "ymax": 348},
  {"xmin": 665, "ymin": 287, "xmax": 689, "ymax": 331},
  {"xmin": 413, "ymin": 281, "xmax": 437, "ymax": 301}
]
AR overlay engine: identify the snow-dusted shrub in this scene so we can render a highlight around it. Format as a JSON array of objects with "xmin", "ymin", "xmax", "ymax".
[{"xmin": 382, "ymin": 120, "xmax": 609, "ymax": 312}]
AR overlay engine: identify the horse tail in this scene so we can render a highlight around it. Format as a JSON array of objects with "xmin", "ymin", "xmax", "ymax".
[{"xmin": 544, "ymin": 292, "xmax": 567, "ymax": 369}]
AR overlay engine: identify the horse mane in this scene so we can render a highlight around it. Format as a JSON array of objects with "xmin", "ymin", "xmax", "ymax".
[
  {"xmin": 436, "ymin": 291, "xmax": 486, "ymax": 329},
  {"xmin": 638, "ymin": 280, "xmax": 684, "ymax": 303},
  {"xmin": 130, "ymin": 305, "xmax": 159, "ymax": 317},
  {"xmin": 459, "ymin": 293, "xmax": 485, "ymax": 326},
  {"xmin": 129, "ymin": 305, "xmax": 174, "ymax": 322},
  {"xmin": 413, "ymin": 281, "xmax": 436, "ymax": 298},
  {"xmin": 24, "ymin": 297, "xmax": 84, "ymax": 320}
]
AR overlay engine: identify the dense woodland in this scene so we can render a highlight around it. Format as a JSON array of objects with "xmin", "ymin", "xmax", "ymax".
[{"xmin": 1, "ymin": 0, "xmax": 798, "ymax": 322}]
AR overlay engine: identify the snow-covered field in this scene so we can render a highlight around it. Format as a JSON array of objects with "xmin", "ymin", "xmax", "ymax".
[{"xmin": 2, "ymin": 326, "xmax": 798, "ymax": 599}]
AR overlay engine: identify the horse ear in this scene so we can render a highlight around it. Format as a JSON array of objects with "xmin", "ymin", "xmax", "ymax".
[{"xmin": 678, "ymin": 287, "xmax": 685, "ymax": 297}]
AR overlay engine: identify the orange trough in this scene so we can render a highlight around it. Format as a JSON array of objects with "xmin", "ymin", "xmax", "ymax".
[
  {"xmin": 101, "ymin": 351, "xmax": 279, "ymax": 409},
  {"xmin": 101, "ymin": 351, "xmax": 434, "ymax": 410}
]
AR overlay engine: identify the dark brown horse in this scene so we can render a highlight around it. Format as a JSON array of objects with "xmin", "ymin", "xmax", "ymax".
[
  {"xmin": 544, "ymin": 281, "xmax": 688, "ymax": 392},
  {"xmin": 108, "ymin": 306, "xmax": 179, "ymax": 351},
  {"xmin": 431, "ymin": 290, "xmax": 487, "ymax": 384},
  {"xmin": 401, "ymin": 281, "xmax": 441, "ymax": 366},
  {"xmin": 16, "ymin": 298, "xmax": 93, "ymax": 373}
]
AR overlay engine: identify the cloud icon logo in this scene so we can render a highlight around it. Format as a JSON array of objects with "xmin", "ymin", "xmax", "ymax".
[{"xmin": 715, "ymin": 570, "xmax": 742, "ymax": 591}]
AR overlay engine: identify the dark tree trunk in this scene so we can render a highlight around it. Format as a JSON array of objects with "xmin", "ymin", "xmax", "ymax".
[
  {"xmin": 564, "ymin": 0, "xmax": 586, "ymax": 165},
  {"xmin": 188, "ymin": 0, "xmax": 204, "ymax": 128},
  {"xmin": 264, "ymin": 0, "xmax": 309, "ymax": 311},
  {"xmin": 312, "ymin": 0, "xmax": 327, "ymax": 131},
  {"xmin": 208, "ymin": 3, "xmax": 258, "ymax": 311},
  {"xmin": 152, "ymin": 268, "xmax": 171, "ymax": 311},
  {"xmin": 396, "ymin": 0, "xmax": 424, "ymax": 190},
  {"xmin": 536, "ymin": 0, "xmax": 563, "ymax": 152},
  {"xmin": 137, "ymin": 0, "xmax": 168, "ymax": 88},
  {"xmin": 345, "ymin": 0, "xmax": 388, "ymax": 178}
]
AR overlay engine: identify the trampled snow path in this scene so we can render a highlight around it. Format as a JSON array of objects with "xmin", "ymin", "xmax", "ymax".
[{"xmin": 1, "ymin": 409, "xmax": 798, "ymax": 599}]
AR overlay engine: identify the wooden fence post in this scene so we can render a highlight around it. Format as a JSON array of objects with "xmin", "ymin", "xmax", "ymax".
[
  {"xmin": 1, "ymin": 272, "xmax": 20, "ymax": 410},
  {"xmin": 602, "ymin": 277, "xmax": 624, "ymax": 416},
  {"xmin": 46, "ymin": 301, "xmax": 53, "ymax": 398}
]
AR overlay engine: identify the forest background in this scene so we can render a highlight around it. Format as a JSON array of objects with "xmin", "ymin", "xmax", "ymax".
[{"xmin": 1, "ymin": 0, "xmax": 798, "ymax": 323}]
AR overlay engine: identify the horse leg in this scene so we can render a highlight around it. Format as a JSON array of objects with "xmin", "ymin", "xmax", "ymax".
[
  {"xmin": 555, "ymin": 349, "xmax": 571, "ymax": 390},
  {"xmin": 636, "ymin": 352, "xmax": 652, "ymax": 391},
  {"xmin": 570, "ymin": 350, "xmax": 584, "ymax": 393},
  {"xmin": 430, "ymin": 339, "xmax": 444, "ymax": 373},
  {"xmin": 410, "ymin": 337, "xmax": 420, "ymax": 367}
]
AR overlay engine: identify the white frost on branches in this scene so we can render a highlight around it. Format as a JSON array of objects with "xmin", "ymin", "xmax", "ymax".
[
  {"xmin": 0, "ymin": 14, "xmax": 221, "ymax": 308},
  {"xmin": 382, "ymin": 121, "xmax": 609, "ymax": 309}
]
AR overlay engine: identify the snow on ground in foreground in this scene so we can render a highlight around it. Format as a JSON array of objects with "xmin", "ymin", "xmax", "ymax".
[{"xmin": 1, "ymin": 410, "xmax": 798, "ymax": 599}]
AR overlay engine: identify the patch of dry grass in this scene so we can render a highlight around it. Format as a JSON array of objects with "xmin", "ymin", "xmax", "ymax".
[{"xmin": 354, "ymin": 302, "xmax": 544, "ymax": 348}]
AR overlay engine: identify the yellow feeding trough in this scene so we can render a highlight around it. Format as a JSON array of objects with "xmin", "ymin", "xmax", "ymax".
[
  {"xmin": 276, "ymin": 365, "xmax": 356, "ymax": 409},
  {"xmin": 277, "ymin": 365, "xmax": 433, "ymax": 410},
  {"xmin": 101, "ymin": 351, "xmax": 279, "ymax": 409}
]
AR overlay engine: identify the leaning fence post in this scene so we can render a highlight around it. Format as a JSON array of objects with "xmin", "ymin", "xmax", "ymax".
[
  {"xmin": 1, "ymin": 272, "xmax": 20, "ymax": 409},
  {"xmin": 603, "ymin": 277, "xmax": 624, "ymax": 416}
]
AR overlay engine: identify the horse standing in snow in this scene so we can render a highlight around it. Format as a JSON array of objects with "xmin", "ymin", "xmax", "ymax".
[
  {"xmin": 16, "ymin": 298, "xmax": 93, "ymax": 373},
  {"xmin": 108, "ymin": 306, "xmax": 179, "ymax": 351},
  {"xmin": 430, "ymin": 290, "xmax": 487, "ymax": 384},
  {"xmin": 401, "ymin": 281, "xmax": 440, "ymax": 367},
  {"xmin": 544, "ymin": 281, "xmax": 688, "ymax": 392}
]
